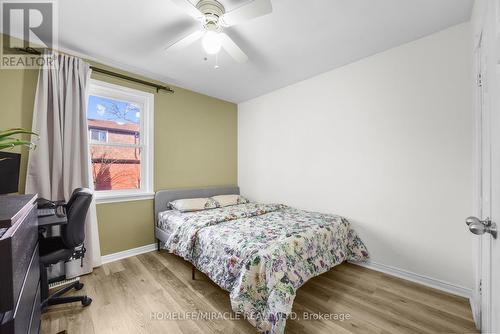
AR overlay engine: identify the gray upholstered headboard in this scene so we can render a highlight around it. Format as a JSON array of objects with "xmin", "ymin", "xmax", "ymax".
[{"xmin": 154, "ymin": 185, "xmax": 240, "ymax": 223}]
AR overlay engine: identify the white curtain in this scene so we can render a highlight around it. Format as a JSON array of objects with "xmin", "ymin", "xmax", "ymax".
[{"xmin": 26, "ymin": 53, "xmax": 101, "ymax": 274}]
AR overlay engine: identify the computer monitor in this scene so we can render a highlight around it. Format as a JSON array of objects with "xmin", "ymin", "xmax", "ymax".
[{"xmin": 0, "ymin": 152, "xmax": 21, "ymax": 194}]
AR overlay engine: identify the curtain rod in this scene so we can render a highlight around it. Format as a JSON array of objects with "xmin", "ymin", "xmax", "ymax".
[
  {"xmin": 15, "ymin": 47, "xmax": 174, "ymax": 94},
  {"xmin": 89, "ymin": 67, "xmax": 174, "ymax": 93}
]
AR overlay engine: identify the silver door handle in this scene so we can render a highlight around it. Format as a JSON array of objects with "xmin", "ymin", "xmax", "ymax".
[{"xmin": 466, "ymin": 216, "xmax": 497, "ymax": 239}]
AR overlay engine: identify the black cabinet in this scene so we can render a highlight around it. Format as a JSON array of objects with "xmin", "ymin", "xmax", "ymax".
[{"xmin": 0, "ymin": 194, "xmax": 40, "ymax": 334}]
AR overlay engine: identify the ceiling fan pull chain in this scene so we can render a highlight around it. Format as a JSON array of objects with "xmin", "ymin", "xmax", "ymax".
[{"xmin": 215, "ymin": 53, "xmax": 220, "ymax": 69}]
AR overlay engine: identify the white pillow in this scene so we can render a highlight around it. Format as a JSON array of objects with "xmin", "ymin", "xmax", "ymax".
[
  {"xmin": 169, "ymin": 197, "xmax": 219, "ymax": 212},
  {"xmin": 211, "ymin": 194, "xmax": 249, "ymax": 207}
]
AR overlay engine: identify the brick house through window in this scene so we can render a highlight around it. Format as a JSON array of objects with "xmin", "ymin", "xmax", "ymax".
[{"xmin": 89, "ymin": 119, "xmax": 141, "ymax": 191}]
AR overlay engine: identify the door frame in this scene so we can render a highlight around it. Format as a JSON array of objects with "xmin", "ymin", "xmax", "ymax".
[{"xmin": 472, "ymin": 31, "xmax": 483, "ymax": 330}]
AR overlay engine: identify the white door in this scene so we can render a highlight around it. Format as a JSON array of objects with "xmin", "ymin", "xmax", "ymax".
[{"xmin": 470, "ymin": 1, "xmax": 500, "ymax": 331}]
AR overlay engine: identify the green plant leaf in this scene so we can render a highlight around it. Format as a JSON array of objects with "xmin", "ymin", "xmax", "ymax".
[
  {"xmin": 0, "ymin": 128, "xmax": 37, "ymax": 141},
  {"xmin": 0, "ymin": 140, "xmax": 34, "ymax": 150}
]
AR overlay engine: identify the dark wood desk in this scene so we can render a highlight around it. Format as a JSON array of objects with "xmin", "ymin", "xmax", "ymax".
[{"xmin": 37, "ymin": 215, "xmax": 67, "ymax": 228}]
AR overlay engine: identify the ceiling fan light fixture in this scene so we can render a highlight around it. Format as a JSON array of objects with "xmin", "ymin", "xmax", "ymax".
[
  {"xmin": 202, "ymin": 31, "xmax": 222, "ymax": 55},
  {"xmin": 168, "ymin": 0, "xmax": 267, "ymax": 63}
]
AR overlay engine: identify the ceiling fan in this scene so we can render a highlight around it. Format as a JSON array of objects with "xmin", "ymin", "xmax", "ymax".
[{"xmin": 166, "ymin": 0, "xmax": 273, "ymax": 64}]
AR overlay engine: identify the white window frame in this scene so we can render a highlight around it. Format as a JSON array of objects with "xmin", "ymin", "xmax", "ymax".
[{"xmin": 87, "ymin": 79, "xmax": 154, "ymax": 204}]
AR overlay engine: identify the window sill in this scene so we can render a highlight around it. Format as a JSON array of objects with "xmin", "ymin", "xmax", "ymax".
[{"xmin": 95, "ymin": 192, "xmax": 155, "ymax": 204}]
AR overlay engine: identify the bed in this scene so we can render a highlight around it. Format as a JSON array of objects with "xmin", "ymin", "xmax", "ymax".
[{"xmin": 154, "ymin": 186, "xmax": 369, "ymax": 334}]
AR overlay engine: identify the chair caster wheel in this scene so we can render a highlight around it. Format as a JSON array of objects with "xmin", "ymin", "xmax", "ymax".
[
  {"xmin": 82, "ymin": 297, "xmax": 92, "ymax": 306},
  {"xmin": 75, "ymin": 282, "xmax": 84, "ymax": 291}
]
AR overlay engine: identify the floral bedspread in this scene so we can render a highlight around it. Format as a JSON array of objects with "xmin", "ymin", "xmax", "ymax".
[{"xmin": 159, "ymin": 203, "xmax": 369, "ymax": 333}]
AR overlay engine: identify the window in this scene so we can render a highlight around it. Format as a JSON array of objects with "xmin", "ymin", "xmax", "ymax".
[
  {"xmin": 87, "ymin": 80, "xmax": 154, "ymax": 203},
  {"xmin": 89, "ymin": 129, "xmax": 108, "ymax": 143}
]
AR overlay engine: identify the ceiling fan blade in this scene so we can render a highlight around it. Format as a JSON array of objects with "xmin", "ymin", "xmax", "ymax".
[
  {"xmin": 221, "ymin": 0, "xmax": 272, "ymax": 26},
  {"xmin": 220, "ymin": 33, "xmax": 248, "ymax": 63},
  {"xmin": 166, "ymin": 30, "xmax": 204, "ymax": 52},
  {"xmin": 170, "ymin": 0, "xmax": 204, "ymax": 20}
]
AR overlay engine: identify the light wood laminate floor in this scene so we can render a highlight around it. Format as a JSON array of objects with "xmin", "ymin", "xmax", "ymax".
[{"xmin": 41, "ymin": 250, "xmax": 478, "ymax": 334}]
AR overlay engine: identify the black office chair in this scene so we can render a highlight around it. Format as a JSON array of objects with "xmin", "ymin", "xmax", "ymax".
[{"xmin": 39, "ymin": 188, "xmax": 93, "ymax": 310}]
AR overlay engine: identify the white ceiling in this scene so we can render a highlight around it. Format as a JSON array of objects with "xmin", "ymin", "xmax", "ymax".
[{"xmin": 56, "ymin": 0, "xmax": 474, "ymax": 103}]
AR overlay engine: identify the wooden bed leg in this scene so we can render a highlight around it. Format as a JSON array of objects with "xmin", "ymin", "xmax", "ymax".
[
  {"xmin": 157, "ymin": 240, "xmax": 161, "ymax": 251},
  {"xmin": 192, "ymin": 265, "xmax": 195, "ymax": 280}
]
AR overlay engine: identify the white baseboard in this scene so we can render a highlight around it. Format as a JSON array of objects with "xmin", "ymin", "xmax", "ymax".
[
  {"xmin": 101, "ymin": 243, "xmax": 157, "ymax": 265},
  {"xmin": 349, "ymin": 260, "xmax": 472, "ymax": 299},
  {"xmin": 100, "ymin": 246, "xmax": 471, "ymax": 299}
]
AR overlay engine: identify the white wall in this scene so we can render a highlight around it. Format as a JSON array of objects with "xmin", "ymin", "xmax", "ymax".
[{"xmin": 238, "ymin": 23, "xmax": 474, "ymax": 289}]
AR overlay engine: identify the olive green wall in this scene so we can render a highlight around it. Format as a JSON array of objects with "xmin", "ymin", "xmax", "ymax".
[
  {"xmin": 0, "ymin": 53, "xmax": 237, "ymax": 256},
  {"xmin": 0, "ymin": 67, "xmax": 38, "ymax": 190}
]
